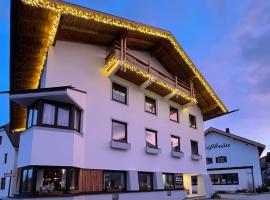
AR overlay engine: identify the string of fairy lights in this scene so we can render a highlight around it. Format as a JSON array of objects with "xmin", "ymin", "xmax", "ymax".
[
  {"xmin": 104, "ymin": 56, "xmax": 197, "ymax": 103},
  {"xmin": 15, "ymin": 0, "xmax": 227, "ymax": 131}
]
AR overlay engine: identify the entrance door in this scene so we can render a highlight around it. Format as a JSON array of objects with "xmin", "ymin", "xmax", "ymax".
[{"xmin": 191, "ymin": 175, "xmax": 198, "ymax": 194}]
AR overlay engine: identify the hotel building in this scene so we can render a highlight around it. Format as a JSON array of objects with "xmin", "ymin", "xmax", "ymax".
[
  {"xmin": 205, "ymin": 127, "xmax": 265, "ymax": 192},
  {"xmin": 4, "ymin": 0, "xmax": 230, "ymax": 199}
]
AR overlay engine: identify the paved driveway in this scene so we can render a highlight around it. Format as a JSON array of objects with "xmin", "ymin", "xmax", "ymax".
[{"xmin": 219, "ymin": 193, "xmax": 270, "ymax": 200}]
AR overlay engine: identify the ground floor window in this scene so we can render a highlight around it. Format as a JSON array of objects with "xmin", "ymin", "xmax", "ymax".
[
  {"xmin": 21, "ymin": 168, "xmax": 33, "ymax": 193},
  {"xmin": 174, "ymin": 174, "xmax": 184, "ymax": 189},
  {"xmin": 210, "ymin": 173, "xmax": 239, "ymax": 185},
  {"xmin": 138, "ymin": 172, "xmax": 153, "ymax": 191},
  {"xmin": 104, "ymin": 171, "xmax": 126, "ymax": 192},
  {"xmin": 0, "ymin": 178, "xmax": 6, "ymax": 190},
  {"xmin": 20, "ymin": 167, "xmax": 79, "ymax": 195},
  {"xmin": 163, "ymin": 173, "xmax": 174, "ymax": 189}
]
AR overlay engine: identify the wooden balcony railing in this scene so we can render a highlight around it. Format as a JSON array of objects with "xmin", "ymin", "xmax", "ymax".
[{"xmin": 106, "ymin": 45, "xmax": 192, "ymax": 100}]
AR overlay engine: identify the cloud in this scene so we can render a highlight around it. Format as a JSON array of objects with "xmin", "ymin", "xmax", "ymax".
[
  {"xmin": 204, "ymin": 0, "xmax": 270, "ymax": 155},
  {"xmin": 236, "ymin": 1, "xmax": 270, "ymax": 95}
]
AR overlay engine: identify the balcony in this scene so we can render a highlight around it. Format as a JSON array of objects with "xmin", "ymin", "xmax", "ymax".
[{"xmin": 104, "ymin": 45, "xmax": 196, "ymax": 105}]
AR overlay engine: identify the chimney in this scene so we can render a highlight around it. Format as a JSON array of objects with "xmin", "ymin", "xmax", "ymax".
[{"xmin": 225, "ymin": 128, "xmax": 230, "ymax": 133}]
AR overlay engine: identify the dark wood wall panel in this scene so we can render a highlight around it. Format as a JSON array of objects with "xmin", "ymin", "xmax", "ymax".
[{"xmin": 79, "ymin": 169, "xmax": 103, "ymax": 192}]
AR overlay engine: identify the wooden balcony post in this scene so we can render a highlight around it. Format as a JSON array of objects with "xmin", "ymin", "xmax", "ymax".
[
  {"xmin": 123, "ymin": 36, "xmax": 127, "ymax": 72},
  {"xmin": 175, "ymin": 75, "xmax": 178, "ymax": 88},
  {"xmin": 190, "ymin": 80, "xmax": 195, "ymax": 103},
  {"xmin": 120, "ymin": 37, "xmax": 123, "ymax": 61},
  {"xmin": 147, "ymin": 61, "xmax": 150, "ymax": 74}
]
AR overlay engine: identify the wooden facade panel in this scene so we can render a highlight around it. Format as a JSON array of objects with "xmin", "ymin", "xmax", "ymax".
[{"xmin": 79, "ymin": 169, "xmax": 103, "ymax": 192}]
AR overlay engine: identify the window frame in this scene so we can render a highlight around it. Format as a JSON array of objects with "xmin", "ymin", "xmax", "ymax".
[
  {"xmin": 191, "ymin": 140, "xmax": 199, "ymax": 155},
  {"xmin": 189, "ymin": 114, "xmax": 197, "ymax": 129},
  {"xmin": 144, "ymin": 96, "xmax": 157, "ymax": 115},
  {"xmin": 103, "ymin": 170, "xmax": 126, "ymax": 192},
  {"xmin": 0, "ymin": 178, "xmax": 5, "ymax": 190},
  {"xmin": 145, "ymin": 128, "xmax": 158, "ymax": 149},
  {"xmin": 3, "ymin": 153, "xmax": 7, "ymax": 164},
  {"xmin": 206, "ymin": 157, "xmax": 213, "ymax": 164},
  {"xmin": 111, "ymin": 82, "xmax": 128, "ymax": 105},
  {"xmin": 210, "ymin": 173, "xmax": 239, "ymax": 185},
  {"xmin": 138, "ymin": 172, "xmax": 153, "ymax": 191},
  {"xmin": 169, "ymin": 106, "xmax": 179, "ymax": 123},
  {"xmin": 216, "ymin": 156, "xmax": 227, "ymax": 163},
  {"xmin": 19, "ymin": 166, "xmax": 80, "ymax": 195},
  {"xmin": 26, "ymin": 100, "xmax": 82, "ymax": 133},
  {"xmin": 171, "ymin": 135, "xmax": 180, "ymax": 152},
  {"xmin": 20, "ymin": 168, "xmax": 33, "ymax": 194},
  {"xmin": 111, "ymin": 119, "xmax": 128, "ymax": 143},
  {"xmin": 163, "ymin": 173, "xmax": 175, "ymax": 190},
  {"xmin": 0, "ymin": 136, "xmax": 2, "ymax": 145}
]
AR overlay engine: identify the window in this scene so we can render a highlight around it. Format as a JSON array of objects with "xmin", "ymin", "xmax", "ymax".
[
  {"xmin": 3, "ymin": 153, "xmax": 7, "ymax": 164},
  {"xmin": 21, "ymin": 167, "xmax": 79, "ymax": 194},
  {"xmin": 27, "ymin": 104, "xmax": 38, "ymax": 128},
  {"xmin": 210, "ymin": 173, "xmax": 239, "ymax": 185},
  {"xmin": 171, "ymin": 135, "xmax": 180, "ymax": 152},
  {"xmin": 138, "ymin": 172, "xmax": 153, "ymax": 191},
  {"xmin": 163, "ymin": 173, "xmax": 174, "ymax": 189},
  {"xmin": 189, "ymin": 114, "xmax": 196, "ymax": 129},
  {"xmin": 36, "ymin": 168, "xmax": 79, "ymax": 193},
  {"xmin": 0, "ymin": 178, "xmax": 5, "ymax": 190},
  {"xmin": 174, "ymin": 174, "xmax": 184, "ymax": 189},
  {"xmin": 216, "ymin": 156, "xmax": 227, "ymax": 163},
  {"xmin": 206, "ymin": 157, "xmax": 213, "ymax": 164},
  {"xmin": 191, "ymin": 141, "xmax": 199, "ymax": 155},
  {"xmin": 73, "ymin": 108, "xmax": 81, "ymax": 131},
  {"xmin": 42, "ymin": 103, "xmax": 56, "ymax": 125},
  {"xmin": 37, "ymin": 168, "xmax": 65, "ymax": 193},
  {"xmin": 20, "ymin": 168, "xmax": 33, "ymax": 193},
  {"xmin": 145, "ymin": 96, "xmax": 156, "ymax": 114},
  {"xmin": 57, "ymin": 106, "xmax": 70, "ymax": 127},
  {"xmin": 112, "ymin": 120, "xmax": 127, "ymax": 143},
  {"xmin": 112, "ymin": 82, "xmax": 127, "ymax": 104},
  {"xmin": 0, "ymin": 136, "xmax": 2, "ymax": 145},
  {"xmin": 26, "ymin": 100, "xmax": 82, "ymax": 132},
  {"xmin": 145, "ymin": 129, "xmax": 157, "ymax": 149},
  {"xmin": 169, "ymin": 107, "xmax": 178, "ymax": 122},
  {"xmin": 104, "ymin": 171, "xmax": 126, "ymax": 192}
]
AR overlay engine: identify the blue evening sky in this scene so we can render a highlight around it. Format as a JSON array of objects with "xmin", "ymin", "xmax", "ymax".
[{"xmin": 1, "ymin": 0, "xmax": 270, "ymax": 155}]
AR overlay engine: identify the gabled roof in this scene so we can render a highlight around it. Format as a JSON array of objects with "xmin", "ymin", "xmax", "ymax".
[
  {"xmin": 0, "ymin": 124, "xmax": 20, "ymax": 148},
  {"xmin": 10, "ymin": 0, "xmax": 229, "ymax": 131},
  {"xmin": 205, "ymin": 127, "xmax": 265, "ymax": 156}
]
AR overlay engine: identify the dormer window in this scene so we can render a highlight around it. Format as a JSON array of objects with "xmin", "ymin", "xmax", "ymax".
[{"xmin": 26, "ymin": 100, "xmax": 81, "ymax": 132}]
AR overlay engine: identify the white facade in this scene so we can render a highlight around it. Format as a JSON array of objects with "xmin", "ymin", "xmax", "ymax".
[
  {"xmin": 0, "ymin": 127, "xmax": 18, "ymax": 197},
  {"xmin": 39, "ymin": 41, "xmax": 207, "ymax": 174},
  {"xmin": 205, "ymin": 128, "xmax": 264, "ymax": 192},
  {"xmin": 12, "ymin": 40, "xmax": 214, "ymax": 199}
]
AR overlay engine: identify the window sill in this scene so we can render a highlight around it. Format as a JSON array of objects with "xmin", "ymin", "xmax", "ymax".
[
  {"xmin": 112, "ymin": 99, "xmax": 128, "ymax": 105},
  {"xmin": 170, "ymin": 119, "xmax": 179, "ymax": 123},
  {"xmin": 145, "ymin": 146, "xmax": 161, "ymax": 155},
  {"xmin": 145, "ymin": 110, "xmax": 157, "ymax": 115},
  {"xmin": 171, "ymin": 151, "xmax": 184, "ymax": 158},
  {"xmin": 191, "ymin": 154, "xmax": 202, "ymax": 161},
  {"xmin": 110, "ymin": 140, "xmax": 131, "ymax": 150}
]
